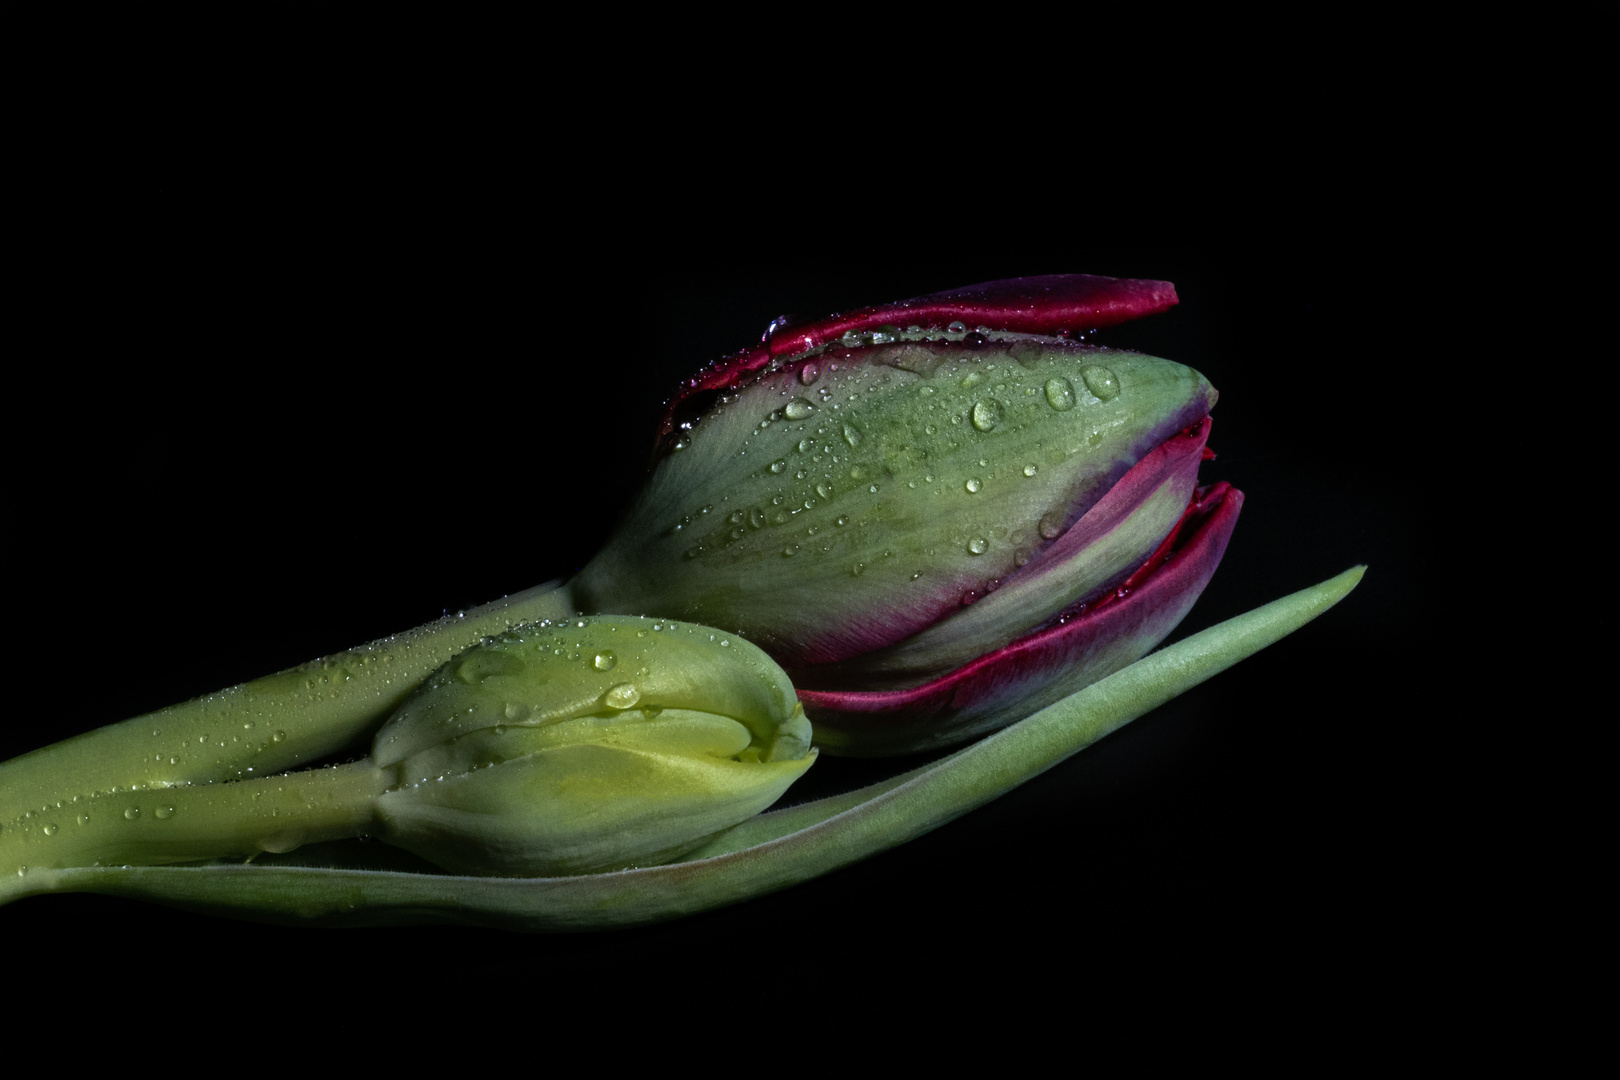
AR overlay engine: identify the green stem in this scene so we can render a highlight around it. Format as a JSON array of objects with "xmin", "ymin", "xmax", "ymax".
[
  {"xmin": 1, "ymin": 761, "xmax": 386, "ymax": 896},
  {"xmin": 9, "ymin": 567, "xmax": 1364, "ymax": 927},
  {"xmin": 0, "ymin": 580, "xmax": 574, "ymax": 832}
]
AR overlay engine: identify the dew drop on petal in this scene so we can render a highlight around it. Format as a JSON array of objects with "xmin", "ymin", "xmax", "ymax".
[
  {"xmin": 604, "ymin": 683, "xmax": 641, "ymax": 709},
  {"xmin": 784, "ymin": 398, "xmax": 815, "ymax": 420},
  {"xmin": 1045, "ymin": 377, "xmax": 1076, "ymax": 411},
  {"xmin": 971, "ymin": 399, "xmax": 1000, "ymax": 431},
  {"xmin": 1023, "ymin": 463, "xmax": 1038, "ymax": 477},
  {"xmin": 770, "ymin": 459, "xmax": 787, "ymax": 474},
  {"xmin": 1038, "ymin": 512, "xmax": 1065, "ymax": 539},
  {"xmin": 967, "ymin": 538, "xmax": 989, "ymax": 555},
  {"xmin": 593, "ymin": 652, "xmax": 617, "ymax": 671},
  {"xmin": 1082, "ymin": 366, "xmax": 1119, "ymax": 401},
  {"xmin": 965, "ymin": 478, "xmax": 983, "ymax": 493}
]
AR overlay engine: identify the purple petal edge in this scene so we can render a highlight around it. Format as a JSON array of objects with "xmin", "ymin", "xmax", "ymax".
[
  {"xmin": 799, "ymin": 482, "xmax": 1243, "ymax": 756},
  {"xmin": 659, "ymin": 274, "xmax": 1177, "ymax": 443}
]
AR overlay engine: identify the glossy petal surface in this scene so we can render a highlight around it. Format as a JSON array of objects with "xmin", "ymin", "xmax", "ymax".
[{"xmin": 800, "ymin": 483, "xmax": 1242, "ymax": 756}]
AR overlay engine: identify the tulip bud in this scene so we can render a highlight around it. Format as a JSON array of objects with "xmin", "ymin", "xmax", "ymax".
[
  {"xmin": 371, "ymin": 616, "xmax": 814, "ymax": 875},
  {"xmin": 573, "ymin": 276, "xmax": 1242, "ymax": 755}
]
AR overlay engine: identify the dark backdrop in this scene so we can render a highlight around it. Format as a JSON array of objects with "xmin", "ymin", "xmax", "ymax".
[{"xmin": 4, "ymin": 1, "xmax": 1591, "ymax": 1027}]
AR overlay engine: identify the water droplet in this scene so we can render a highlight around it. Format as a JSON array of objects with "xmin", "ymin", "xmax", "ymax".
[
  {"xmin": 1082, "ymin": 366, "xmax": 1119, "ymax": 401},
  {"xmin": 124, "ymin": 807, "xmax": 140, "ymax": 821},
  {"xmin": 840, "ymin": 330, "xmax": 863, "ymax": 347},
  {"xmin": 593, "ymin": 651, "xmax": 617, "ymax": 672},
  {"xmin": 42, "ymin": 824, "xmax": 57, "ymax": 836},
  {"xmin": 784, "ymin": 398, "xmax": 815, "ymax": 420},
  {"xmin": 947, "ymin": 320, "xmax": 966, "ymax": 333},
  {"xmin": 799, "ymin": 362, "xmax": 820, "ymax": 385},
  {"xmin": 748, "ymin": 507, "xmax": 767, "ymax": 529},
  {"xmin": 76, "ymin": 813, "xmax": 89, "ymax": 826},
  {"xmin": 871, "ymin": 324, "xmax": 898, "ymax": 344},
  {"xmin": 604, "ymin": 683, "xmax": 641, "ymax": 710},
  {"xmin": 729, "ymin": 510, "xmax": 744, "ymax": 525},
  {"xmin": 960, "ymin": 371, "xmax": 984, "ymax": 388},
  {"xmin": 783, "ymin": 544, "xmax": 800, "ymax": 557},
  {"xmin": 868, "ymin": 484, "xmax": 879, "ymax": 494},
  {"xmin": 798, "ymin": 438, "xmax": 813, "ymax": 452},
  {"xmin": 967, "ymin": 538, "xmax": 989, "ymax": 555},
  {"xmin": 1038, "ymin": 512, "xmax": 1065, "ymax": 539},
  {"xmin": 816, "ymin": 482, "xmax": 833, "ymax": 499},
  {"xmin": 1023, "ymin": 463, "xmax": 1038, "ymax": 477},
  {"xmin": 965, "ymin": 478, "xmax": 983, "ymax": 493},
  {"xmin": 850, "ymin": 463, "xmax": 868, "ymax": 481},
  {"xmin": 1045, "ymin": 377, "xmax": 1076, "ymax": 411},
  {"xmin": 971, "ymin": 399, "xmax": 1000, "ymax": 431},
  {"xmin": 1014, "ymin": 547, "xmax": 1032, "ymax": 567},
  {"xmin": 836, "ymin": 514, "xmax": 850, "ymax": 526},
  {"xmin": 154, "ymin": 807, "xmax": 174, "ymax": 821},
  {"xmin": 770, "ymin": 459, "xmax": 787, "ymax": 474},
  {"xmin": 851, "ymin": 562, "xmax": 865, "ymax": 577},
  {"xmin": 684, "ymin": 546, "xmax": 702, "ymax": 560}
]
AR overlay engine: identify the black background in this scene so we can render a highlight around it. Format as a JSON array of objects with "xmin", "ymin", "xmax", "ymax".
[{"xmin": 1, "ymin": 3, "xmax": 1596, "ymax": 1024}]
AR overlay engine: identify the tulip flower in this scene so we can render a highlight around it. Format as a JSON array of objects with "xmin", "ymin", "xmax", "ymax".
[
  {"xmin": 0, "ymin": 616, "xmax": 813, "ymax": 884},
  {"xmin": 572, "ymin": 275, "xmax": 1242, "ymax": 755},
  {"xmin": 0, "ymin": 274, "xmax": 1364, "ymax": 931}
]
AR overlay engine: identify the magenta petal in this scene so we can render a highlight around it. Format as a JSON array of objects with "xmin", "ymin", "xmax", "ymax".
[
  {"xmin": 765, "ymin": 274, "xmax": 1179, "ymax": 357},
  {"xmin": 659, "ymin": 274, "xmax": 1177, "ymax": 443},
  {"xmin": 799, "ymin": 482, "xmax": 1244, "ymax": 757}
]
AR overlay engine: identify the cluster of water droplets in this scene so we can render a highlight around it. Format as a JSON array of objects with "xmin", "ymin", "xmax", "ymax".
[{"xmin": 665, "ymin": 331, "xmax": 1125, "ymax": 592}]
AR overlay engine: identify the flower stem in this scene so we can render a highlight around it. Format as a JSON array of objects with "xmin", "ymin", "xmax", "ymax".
[
  {"xmin": 0, "ymin": 581, "xmax": 574, "ymax": 833},
  {"xmin": 1, "ymin": 760, "xmax": 386, "ymax": 904},
  {"xmin": 7, "ymin": 567, "xmax": 1364, "ymax": 927}
]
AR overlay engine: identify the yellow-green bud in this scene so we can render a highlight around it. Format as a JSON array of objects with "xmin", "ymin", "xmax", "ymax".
[{"xmin": 370, "ymin": 616, "xmax": 814, "ymax": 876}]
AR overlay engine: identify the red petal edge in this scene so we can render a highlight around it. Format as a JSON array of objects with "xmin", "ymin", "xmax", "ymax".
[
  {"xmin": 799, "ymin": 482, "xmax": 1242, "ymax": 755},
  {"xmin": 658, "ymin": 274, "xmax": 1177, "ymax": 443}
]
